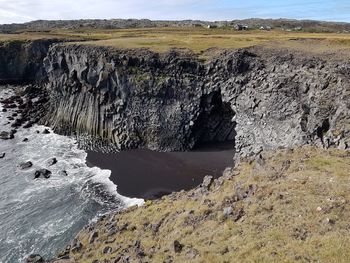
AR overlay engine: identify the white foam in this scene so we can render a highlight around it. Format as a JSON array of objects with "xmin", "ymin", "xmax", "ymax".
[{"xmin": 0, "ymin": 87, "xmax": 143, "ymax": 262}]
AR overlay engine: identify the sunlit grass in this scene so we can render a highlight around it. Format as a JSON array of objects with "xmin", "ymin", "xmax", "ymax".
[{"xmin": 1, "ymin": 27, "xmax": 350, "ymax": 55}]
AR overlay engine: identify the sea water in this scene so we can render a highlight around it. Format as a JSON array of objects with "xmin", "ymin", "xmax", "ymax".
[{"xmin": 0, "ymin": 88, "xmax": 142, "ymax": 262}]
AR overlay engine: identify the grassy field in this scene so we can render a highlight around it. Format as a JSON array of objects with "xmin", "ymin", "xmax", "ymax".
[{"xmin": 1, "ymin": 27, "xmax": 350, "ymax": 55}]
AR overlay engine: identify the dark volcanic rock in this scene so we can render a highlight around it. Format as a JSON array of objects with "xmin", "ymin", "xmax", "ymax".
[
  {"xmin": 42, "ymin": 128, "xmax": 50, "ymax": 134},
  {"xmin": 0, "ymin": 39, "xmax": 58, "ymax": 84},
  {"xmin": 26, "ymin": 254, "xmax": 44, "ymax": 263},
  {"xmin": 34, "ymin": 169, "xmax": 52, "ymax": 179},
  {"xmin": 19, "ymin": 161, "xmax": 33, "ymax": 169},
  {"xmin": 173, "ymin": 240, "xmax": 183, "ymax": 253},
  {"xmin": 59, "ymin": 170, "xmax": 68, "ymax": 176},
  {"xmin": 89, "ymin": 231, "xmax": 99, "ymax": 244},
  {"xmin": 23, "ymin": 122, "xmax": 33, "ymax": 128},
  {"xmin": 40, "ymin": 45, "xmax": 349, "ymax": 155},
  {"xmin": 0, "ymin": 131, "xmax": 14, "ymax": 140},
  {"xmin": 1, "ymin": 41, "xmax": 349, "ymax": 156},
  {"xmin": 47, "ymin": 157, "xmax": 57, "ymax": 166}
]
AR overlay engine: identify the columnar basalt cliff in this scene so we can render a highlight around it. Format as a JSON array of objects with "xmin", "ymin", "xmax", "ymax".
[
  {"xmin": 0, "ymin": 40, "xmax": 349, "ymax": 155},
  {"xmin": 39, "ymin": 44, "xmax": 349, "ymax": 155}
]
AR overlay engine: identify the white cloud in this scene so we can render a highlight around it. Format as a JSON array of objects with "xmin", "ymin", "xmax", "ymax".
[
  {"xmin": 0, "ymin": 0, "xmax": 348, "ymax": 24},
  {"xmin": 0, "ymin": 0, "xmax": 219, "ymax": 23}
]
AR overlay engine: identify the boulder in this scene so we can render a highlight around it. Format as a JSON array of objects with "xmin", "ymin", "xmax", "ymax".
[
  {"xmin": 26, "ymin": 254, "xmax": 44, "ymax": 263},
  {"xmin": 47, "ymin": 157, "xmax": 57, "ymax": 166},
  {"xmin": 59, "ymin": 170, "xmax": 68, "ymax": 176},
  {"xmin": 42, "ymin": 129, "xmax": 50, "ymax": 134},
  {"xmin": 173, "ymin": 240, "xmax": 183, "ymax": 253},
  {"xmin": 201, "ymin": 175, "xmax": 213, "ymax": 190},
  {"xmin": 34, "ymin": 169, "xmax": 52, "ymax": 179},
  {"xmin": 19, "ymin": 161, "xmax": 33, "ymax": 169},
  {"xmin": 0, "ymin": 153, "xmax": 5, "ymax": 158},
  {"xmin": 89, "ymin": 231, "xmax": 99, "ymax": 244},
  {"xmin": 0, "ymin": 131, "xmax": 14, "ymax": 140},
  {"xmin": 23, "ymin": 122, "xmax": 33, "ymax": 128},
  {"xmin": 23, "ymin": 138, "xmax": 29, "ymax": 142},
  {"xmin": 71, "ymin": 239, "xmax": 83, "ymax": 253},
  {"xmin": 223, "ymin": 206, "xmax": 233, "ymax": 218},
  {"xmin": 103, "ymin": 246, "xmax": 112, "ymax": 254}
]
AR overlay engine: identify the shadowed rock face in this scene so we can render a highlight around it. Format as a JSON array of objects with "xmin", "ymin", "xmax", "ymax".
[
  {"xmin": 0, "ymin": 40, "xmax": 56, "ymax": 84},
  {"xmin": 1, "ymin": 41, "xmax": 349, "ymax": 156}
]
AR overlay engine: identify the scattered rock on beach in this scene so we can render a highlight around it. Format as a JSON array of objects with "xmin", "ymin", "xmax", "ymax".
[
  {"xmin": 23, "ymin": 122, "xmax": 33, "ymax": 128},
  {"xmin": 47, "ymin": 157, "xmax": 57, "ymax": 166},
  {"xmin": 34, "ymin": 169, "xmax": 52, "ymax": 179},
  {"xmin": 19, "ymin": 161, "xmax": 33, "ymax": 169},
  {"xmin": 42, "ymin": 129, "xmax": 50, "ymax": 134},
  {"xmin": 59, "ymin": 170, "xmax": 68, "ymax": 176},
  {"xmin": 26, "ymin": 254, "xmax": 44, "ymax": 263},
  {"xmin": 0, "ymin": 131, "xmax": 14, "ymax": 140}
]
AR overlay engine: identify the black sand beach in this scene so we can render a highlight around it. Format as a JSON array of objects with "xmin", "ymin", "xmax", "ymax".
[{"xmin": 87, "ymin": 143, "xmax": 235, "ymax": 199}]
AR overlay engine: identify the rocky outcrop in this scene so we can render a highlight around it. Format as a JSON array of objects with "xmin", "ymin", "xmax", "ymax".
[{"xmin": 41, "ymin": 44, "xmax": 350, "ymax": 156}]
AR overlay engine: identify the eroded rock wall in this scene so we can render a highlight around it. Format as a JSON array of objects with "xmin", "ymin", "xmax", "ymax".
[
  {"xmin": 41, "ymin": 45, "xmax": 238, "ymax": 151},
  {"xmin": 41, "ymin": 44, "xmax": 349, "ymax": 155}
]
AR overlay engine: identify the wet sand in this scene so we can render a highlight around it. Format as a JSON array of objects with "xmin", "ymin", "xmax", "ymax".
[{"xmin": 86, "ymin": 142, "xmax": 235, "ymax": 199}]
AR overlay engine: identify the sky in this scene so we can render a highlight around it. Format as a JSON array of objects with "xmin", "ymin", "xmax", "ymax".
[{"xmin": 0, "ymin": 0, "xmax": 349, "ymax": 24}]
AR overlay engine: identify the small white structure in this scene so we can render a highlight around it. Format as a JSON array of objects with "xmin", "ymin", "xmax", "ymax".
[{"xmin": 260, "ymin": 25, "xmax": 272, "ymax": 31}]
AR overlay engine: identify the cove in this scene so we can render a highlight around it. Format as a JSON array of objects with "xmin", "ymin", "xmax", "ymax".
[{"xmin": 86, "ymin": 142, "xmax": 235, "ymax": 199}]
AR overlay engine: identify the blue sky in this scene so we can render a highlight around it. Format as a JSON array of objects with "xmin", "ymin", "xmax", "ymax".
[{"xmin": 0, "ymin": 0, "xmax": 349, "ymax": 24}]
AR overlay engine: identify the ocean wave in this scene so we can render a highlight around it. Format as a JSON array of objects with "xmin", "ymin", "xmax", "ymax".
[{"xmin": 0, "ymin": 87, "xmax": 143, "ymax": 262}]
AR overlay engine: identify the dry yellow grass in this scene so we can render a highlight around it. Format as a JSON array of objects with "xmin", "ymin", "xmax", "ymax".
[
  {"xmin": 2, "ymin": 27, "xmax": 350, "ymax": 55},
  {"xmin": 75, "ymin": 28, "xmax": 350, "ymax": 54},
  {"xmin": 63, "ymin": 146, "xmax": 350, "ymax": 263}
]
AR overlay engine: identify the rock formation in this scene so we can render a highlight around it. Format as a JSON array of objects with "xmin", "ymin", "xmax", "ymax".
[
  {"xmin": 0, "ymin": 40, "xmax": 349, "ymax": 156},
  {"xmin": 38, "ymin": 44, "xmax": 349, "ymax": 156}
]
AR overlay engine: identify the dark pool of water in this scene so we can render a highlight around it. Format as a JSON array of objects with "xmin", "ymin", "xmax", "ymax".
[{"xmin": 87, "ymin": 142, "xmax": 235, "ymax": 199}]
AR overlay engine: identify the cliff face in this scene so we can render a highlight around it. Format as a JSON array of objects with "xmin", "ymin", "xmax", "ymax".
[
  {"xmin": 0, "ymin": 39, "xmax": 348, "ymax": 155},
  {"xmin": 0, "ymin": 39, "xmax": 56, "ymax": 84},
  {"xmin": 41, "ymin": 44, "xmax": 350, "ymax": 155}
]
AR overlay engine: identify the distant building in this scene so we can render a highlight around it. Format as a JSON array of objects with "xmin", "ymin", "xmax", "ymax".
[
  {"xmin": 294, "ymin": 26, "xmax": 303, "ymax": 31},
  {"xmin": 234, "ymin": 24, "xmax": 248, "ymax": 31},
  {"xmin": 260, "ymin": 25, "xmax": 272, "ymax": 31},
  {"xmin": 207, "ymin": 25, "xmax": 217, "ymax": 29}
]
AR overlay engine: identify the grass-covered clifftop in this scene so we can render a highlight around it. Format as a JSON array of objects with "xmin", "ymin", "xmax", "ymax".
[
  {"xmin": 1, "ymin": 27, "xmax": 350, "ymax": 57},
  {"xmin": 54, "ymin": 147, "xmax": 350, "ymax": 263}
]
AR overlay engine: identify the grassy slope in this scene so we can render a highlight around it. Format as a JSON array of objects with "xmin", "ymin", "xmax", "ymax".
[
  {"xmin": 1, "ymin": 27, "xmax": 350, "ymax": 55},
  {"xmin": 64, "ymin": 147, "xmax": 350, "ymax": 263}
]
